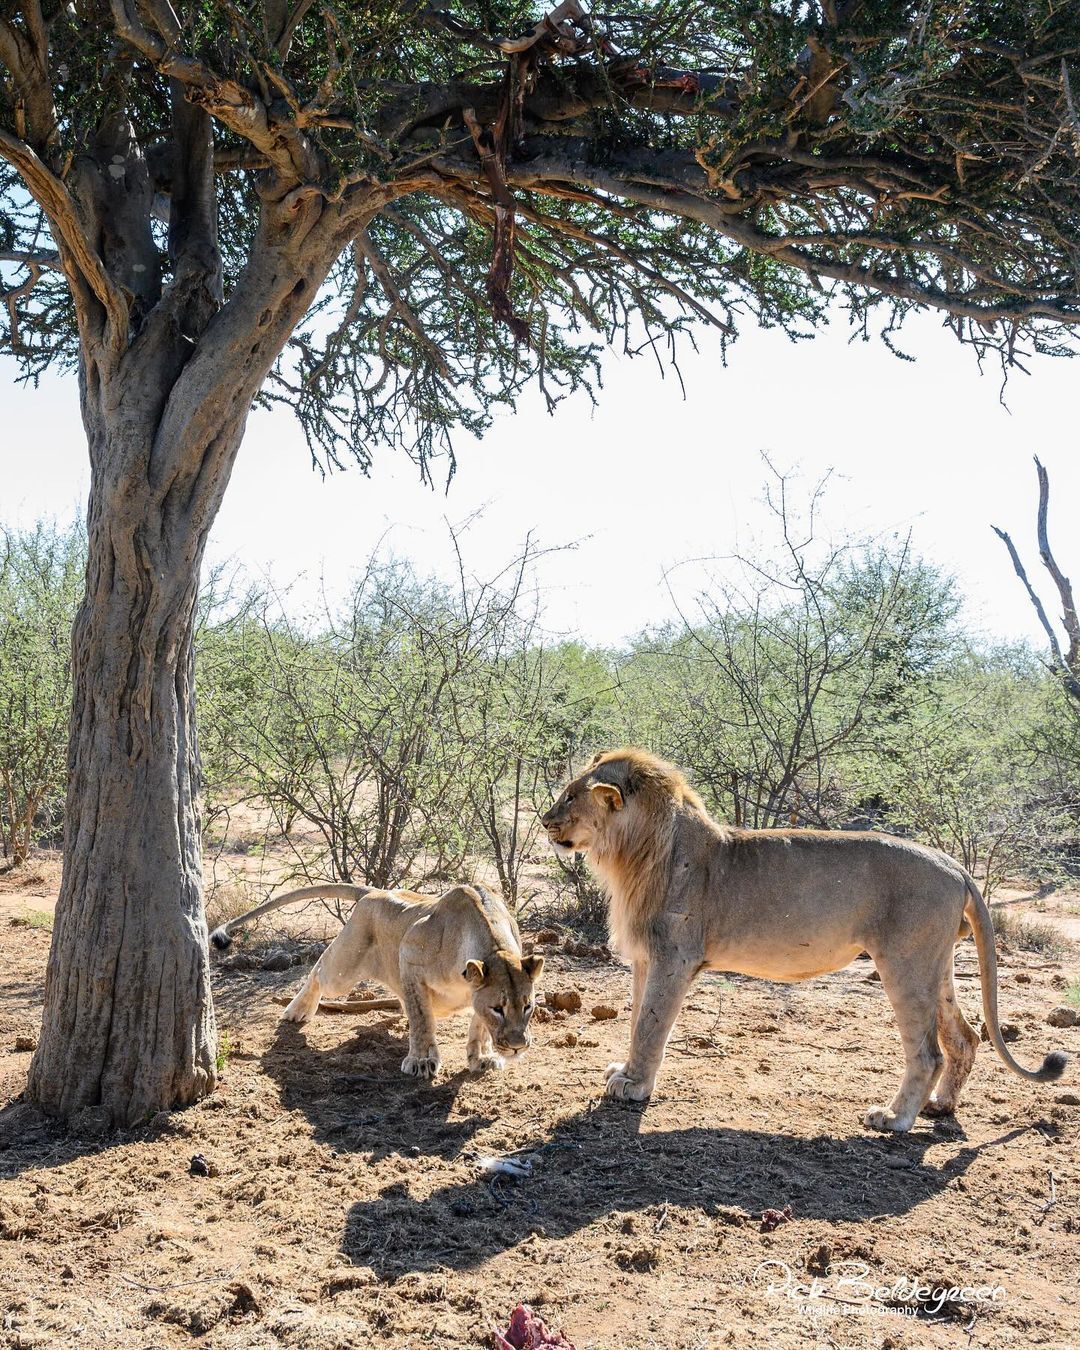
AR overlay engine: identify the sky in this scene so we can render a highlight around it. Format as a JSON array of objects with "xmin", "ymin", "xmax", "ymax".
[{"xmin": 2, "ymin": 307, "xmax": 1077, "ymax": 650}]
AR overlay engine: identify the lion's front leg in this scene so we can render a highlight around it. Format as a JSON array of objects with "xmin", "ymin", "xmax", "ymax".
[
  {"xmin": 466, "ymin": 1013, "xmax": 504, "ymax": 1072},
  {"xmin": 399, "ymin": 972, "xmax": 441, "ymax": 1080},
  {"xmin": 628, "ymin": 958, "xmax": 648, "ymax": 1040},
  {"xmin": 605, "ymin": 959, "xmax": 695, "ymax": 1102}
]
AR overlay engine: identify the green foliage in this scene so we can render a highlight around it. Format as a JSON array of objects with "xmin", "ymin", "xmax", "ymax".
[
  {"xmin": 862, "ymin": 647, "xmax": 1070, "ymax": 894},
  {"xmin": 0, "ymin": 521, "xmax": 84, "ymax": 865},
  {"xmin": 3, "ymin": 3, "xmax": 1080, "ymax": 471},
  {"xmin": 7, "ymin": 489, "xmax": 1080, "ymax": 903},
  {"xmin": 614, "ymin": 465, "xmax": 961, "ymax": 828}
]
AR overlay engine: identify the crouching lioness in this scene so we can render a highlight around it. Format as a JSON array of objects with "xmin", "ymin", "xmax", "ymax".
[
  {"xmin": 211, "ymin": 883, "xmax": 543, "ymax": 1079},
  {"xmin": 541, "ymin": 748, "xmax": 1067, "ymax": 1132}
]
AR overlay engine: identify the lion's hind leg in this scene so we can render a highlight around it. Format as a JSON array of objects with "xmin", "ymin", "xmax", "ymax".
[
  {"xmin": 921, "ymin": 968, "xmax": 979, "ymax": 1118},
  {"xmin": 282, "ymin": 927, "xmax": 372, "ymax": 1025},
  {"xmin": 864, "ymin": 951, "xmax": 946, "ymax": 1133}
]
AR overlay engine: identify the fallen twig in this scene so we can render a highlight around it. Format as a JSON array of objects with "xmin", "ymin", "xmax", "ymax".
[{"xmin": 270, "ymin": 995, "xmax": 401, "ymax": 1013}]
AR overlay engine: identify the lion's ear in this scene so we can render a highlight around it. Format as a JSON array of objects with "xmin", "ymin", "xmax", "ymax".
[
  {"xmin": 522, "ymin": 954, "xmax": 545, "ymax": 981},
  {"xmin": 589, "ymin": 780, "xmax": 624, "ymax": 812},
  {"xmin": 462, "ymin": 959, "xmax": 487, "ymax": 987}
]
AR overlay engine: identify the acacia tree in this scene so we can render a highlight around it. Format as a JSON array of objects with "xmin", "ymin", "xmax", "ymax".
[{"xmin": 2, "ymin": 1, "xmax": 1079, "ymax": 1126}]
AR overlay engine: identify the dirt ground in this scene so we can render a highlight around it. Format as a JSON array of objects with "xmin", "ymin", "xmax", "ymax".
[{"xmin": 1, "ymin": 859, "xmax": 1079, "ymax": 1349}]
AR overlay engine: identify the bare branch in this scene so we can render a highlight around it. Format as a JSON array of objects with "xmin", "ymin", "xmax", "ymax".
[
  {"xmin": 1034, "ymin": 457, "xmax": 1080, "ymax": 674},
  {"xmin": 0, "ymin": 127, "xmax": 127, "ymax": 348}
]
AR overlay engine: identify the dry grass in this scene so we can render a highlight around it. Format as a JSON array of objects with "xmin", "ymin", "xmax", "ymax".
[{"xmin": 990, "ymin": 903, "xmax": 1070, "ymax": 958}]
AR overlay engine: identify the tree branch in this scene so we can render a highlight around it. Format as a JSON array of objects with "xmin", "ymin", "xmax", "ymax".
[
  {"xmin": 108, "ymin": 0, "xmax": 322, "ymax": 185},
  {"xmin": 1034, "ymin": 456, "xmax": 1080, "ymax": 674},
  {"xmin": 992, "ymin": 514, "xmax": 1080, "ymax": 701},
  {"xmin": 0, "ymin": 127, "xmax": 127, "ymax": 348}
]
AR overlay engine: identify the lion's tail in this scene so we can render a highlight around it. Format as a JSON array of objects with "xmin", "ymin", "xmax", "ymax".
[
  {"xmin": 964, "ymin": 877, "xmax": 1067, "ymax": 1083},
  {"xmin": 209, "ymin": 884, "xmax": 375, "ymax": 951}
]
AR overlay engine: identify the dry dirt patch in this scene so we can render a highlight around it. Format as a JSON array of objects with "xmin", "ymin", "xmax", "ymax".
[{"xmin": 1, "ymin": 879, "xmax": 1078, "ymax": 1349}]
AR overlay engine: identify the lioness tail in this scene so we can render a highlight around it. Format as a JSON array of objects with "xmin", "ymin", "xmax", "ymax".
[
  {"xmin": 209, "ymin": 884, "xmax": 376, "ymax": 950},
  {"xmin": 964, "ymin": 878, "xmax": 1067, "ymax": 1083}
]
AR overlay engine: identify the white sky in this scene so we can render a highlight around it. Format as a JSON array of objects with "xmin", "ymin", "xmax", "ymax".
[{"xmin": 2, "ymin": 308, "xmax": 1077, "ymax": 649}]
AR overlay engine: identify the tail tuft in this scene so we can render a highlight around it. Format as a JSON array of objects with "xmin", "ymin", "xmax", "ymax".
[
  {"xmin": 1039, "ymin": 1050, "xmax": 1068, "ymax": 1082},
  {"xmin": 209, "ymin": 927, "xmax": 232, "ymax": 951}
]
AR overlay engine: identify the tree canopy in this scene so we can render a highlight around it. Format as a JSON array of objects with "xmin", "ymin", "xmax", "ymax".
[{"xmin": 3, "ymin": 0, "xmax": 1079, "ymax": 477}]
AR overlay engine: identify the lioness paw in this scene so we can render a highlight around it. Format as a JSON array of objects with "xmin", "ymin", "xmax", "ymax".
[
  {"xmin": 467, "ymin": 1052, "xmax": 505, "ymax": 1073},
  {"xmin": 864, "ymin": 1105, "xmax": 914, "ymax": 1133},
  {"xmin": 401, "ymin": 1051, "xmax": 440, "ymax": 1079},
  {"xmin": 604, "ymin": 1066, "xmax": 653, "ymax": 1101},
  {"xmin": 281, "ymin": 996, "xmax": 317, "ymax": 1024},
  {"xmin": 603, "ymin": 1060, "xmax": 627, "ymax": 1082}
]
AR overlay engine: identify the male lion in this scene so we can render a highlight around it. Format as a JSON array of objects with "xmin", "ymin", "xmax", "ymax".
[
  {"xmin": 541, "ymin": 748, "xmax": 1067, "ymax": 1131},
  {"xmin": 211, "ymin": 883, "xmax": 543, "ymax": 1079}
]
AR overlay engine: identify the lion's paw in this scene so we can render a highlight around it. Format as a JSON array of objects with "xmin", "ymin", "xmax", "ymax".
[
  {"xmin": 864, "ymin": 1105, "xmax": 914, "ymax": 1133},
  {"xmin": 604, "ymin": 1067, "xmax": 653, "ymax": 1101},
  {"xmin": 467, "ymin": 1052, "xmax": 505, "ymax": 1073},
  {"xmin": 604, "ymin": 1061, "xmax": 627, "ymax": 1082},
  {"xmin": 281, "ymin": 997, "xmax": 316, "ymax": 1024},
  {"xmin": 919, "ymin": 1096, "xmax": 955, "ymax": 1119},
  {"xmin": 401, "ymin": 1050, "xmax": 440, "ymax": 1079}
]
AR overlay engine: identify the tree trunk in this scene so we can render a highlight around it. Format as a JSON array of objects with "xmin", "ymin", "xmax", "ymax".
[
  {"xmin": 21, "ymin": 163, "xmax": 377, "ymax": 1125},
  {"xmin": 27, "ymin": 387, "xmax": 242, "ymax": 1126}
]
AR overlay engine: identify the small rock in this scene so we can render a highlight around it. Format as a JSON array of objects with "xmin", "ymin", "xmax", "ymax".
[
  {"xmin": 13, "ymin": 1035, "xmax": 36, "ymax": 1052},
  {"xmin": 534, "ymin": 928, "xmax": 560, "ymax": 944},
  {"xmin": 552, "ymin": 1031, "xmax": 578, "ymax": 1048},
  {"xmin": 532, "ymin": 1006, "xmax": 552, "ymax": 1024},
  {"xmin": 980, "ymin": 1021, "xmax": 1021, "ymax": 1042},
  {"xmin": 864, "ymin": 970, "xmax": 881, "ymax": 983},
  {"xmin": 219, "ymin": 953, "xmax": 257, "ymax": 971},
  {"xmin": 1014, "ymin": 972, "xmax": 1032, "ymax": 984},
  {"xmin": 1055, "ymin": 1092, "xmax": 1080, "ymax": 1107},
  {"xmin": 189, "ymin": 1153, "xmax": 211, "ymax": 1177},
  {"xmin": 591, "ymin": 1004, "xmax": 617, "ymax": 1020},
  {"xmin": 546, "ymin": 990, "xmax": 582, "ymax": 1014},
  {"xmin": 1047, "ymin": 1005, "xmax": 1079, "ymax": 1028},
  {"xmin": 260, "ymin": 950, "xmax": 292, "ymax": 972}
]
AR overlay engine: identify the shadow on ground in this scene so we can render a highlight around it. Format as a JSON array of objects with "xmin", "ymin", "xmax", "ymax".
[
  {"xmin": 259, "ymin": 1017, "xmax": 496, "ymax": 1163},
  {"xmin": 339, "ymin": 1101, "xmax": 1026, "ymax": 1278}
]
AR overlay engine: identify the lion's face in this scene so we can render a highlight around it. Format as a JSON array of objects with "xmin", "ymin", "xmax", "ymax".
[
  {"xmin": 464, "ymin": 952, "xmax": 544, "ymax": 1058},
  {"xmin": 541, "ymin": 758, "xmax": 625, "ymax": 857}
]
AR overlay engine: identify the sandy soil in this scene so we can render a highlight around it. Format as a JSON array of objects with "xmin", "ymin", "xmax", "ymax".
[{"xmin": 1, "ymin": 863, "xmax": 1079, "ymax": 1349}]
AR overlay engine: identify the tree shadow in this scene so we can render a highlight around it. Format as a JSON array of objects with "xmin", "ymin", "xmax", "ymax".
[
  {"xmin": 340, "ymin": 1100, "xmax": 1026, "ymax": 1278},
  {"xmin": 260, "ymin": 1018, "xmax": 496, "ymax": 1163}
]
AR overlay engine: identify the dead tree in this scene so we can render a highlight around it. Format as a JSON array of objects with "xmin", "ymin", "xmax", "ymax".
[{"xmin": 993, "ymin": 459, "xmax": 1080, "ymax": 702}]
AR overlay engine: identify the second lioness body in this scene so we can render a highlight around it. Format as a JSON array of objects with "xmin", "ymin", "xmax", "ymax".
[{"xmin": 211, "ymin": 882, "xmax": 543, "ymax": 1078}]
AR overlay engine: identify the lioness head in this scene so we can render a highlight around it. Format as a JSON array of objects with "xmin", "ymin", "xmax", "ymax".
[
  {"xmin": 463, "ymin": 950, "xmax": 545, "ymax": 1058},
  {"xmin": 541, "ymin": 747, "xmax": 701, "ymax": 858}
]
